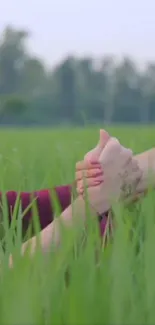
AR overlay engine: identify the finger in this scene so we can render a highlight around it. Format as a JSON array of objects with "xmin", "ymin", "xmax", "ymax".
[
  {"xmin": 123, "ymin": 169, "xmax": 143, "ymax": 198},
  {"xmin": 136, "ymin": 170, "xmax": 142, "ymax": 184},
  {"xmin": 132, "ymin": 158, "xmax": 140, "ymax": 172},
  {"xmin": 99, "ymin": 129, "xmax": 110, "ymax": 149},
  {"xmin": 123, "ymin": 163, "xmax": 141, "ymax": 182},
  {"xmin": 124, "ymin": 158, "xmax": 142, "ymax": 184},
  {"xmin": 84, "ymin": 129, "xmax": 110, "ymax": 162},
  {"xmin": 77, "ymin": 183, "xmax": 102, "ymax": 195},
  {"xmin": 99, "ymin": 138, "xmax": 121, "ymax": 164},
  {"xmin": 77, "ymin": 178, "xmax": 103, "ymax": 193},
  {"xmin": 132, "ymin": 170, "xmax": 142, "ymax": 185},
  {"xmin": 76, "ymin": 168, "xmax": 103, "ymax": 181},
  {"xmin": 78, "ymin": 176, "xmax": 104, "ymax": 188},
  {"xmin": 120, "ymin": 148, "xmax": 133, "ymax": 167},
  {"xmin": 76, "ymin": 160, "xmax": 101, "ymax": 171},
  {"xmin": 127, "ymin": 170, "xmax": 142, "ymax": 186},
  {"xmin": 121, "ymin": 148, "xmax": 133, "ymax": 160}
]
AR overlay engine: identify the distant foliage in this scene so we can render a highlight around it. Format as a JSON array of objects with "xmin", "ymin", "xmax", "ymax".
[{"xmin": 0, "ymin": 25, "xmax": 155, "ymax": 125}]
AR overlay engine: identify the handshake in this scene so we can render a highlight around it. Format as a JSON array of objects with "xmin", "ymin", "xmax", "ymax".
[
  {"xmin": 9, "ymin": 129, "xmax": 155, "ymax": 264},
  {"xmin": 75, "ymin": 130, "xmax": 155, "ymax": 215}
]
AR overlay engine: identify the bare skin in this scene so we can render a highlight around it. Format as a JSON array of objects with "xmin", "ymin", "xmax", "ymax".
[
  {"xmin": 76, "ymin": 148, "xmax": 155, "ymax": 200},
  {"xmin": 9, "ymin": 131, "xmax": 141, "ymax": 267},
  {"xmin": 10, "ymin": 131, "xmax": 155, "ymax": 266}
]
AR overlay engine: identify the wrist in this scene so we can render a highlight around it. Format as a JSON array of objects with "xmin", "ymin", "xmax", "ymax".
[
  {"xmin": 61, "ymin": 195, "xmax": 97, "ymax": 224},
  {"xmin": 86, "ymin": 186, "xmax": 111, "ymax": 216}
]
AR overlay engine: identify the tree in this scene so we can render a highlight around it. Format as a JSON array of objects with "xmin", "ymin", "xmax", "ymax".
[
  {"xmin": 0, "ymin": 95, "xmax": 28, "ymax": 124},
  {"xmin": 140, "ymin": 63, "xmax": 155, "ymax": 123},
  {"xmin": 101, "ymin": 56, "xmax": 116, "ymax": 124},
  {"xmin": 0, "ymin": 25, "xmax": 29, "ymax": 94},
  {"xmin": 21, "ymin": 57, "xmax": 46, "ymax": 96},
  {"xmin": 113, "ymin": 58, "xmax": 141, "ymax": 123},
  {"xmin": 53, "ymin": 56, "xmax": 77, "ymax": 122},
  {"xmin": 0, "ymin": 24, "xmax": 155, "ymax": 126}
]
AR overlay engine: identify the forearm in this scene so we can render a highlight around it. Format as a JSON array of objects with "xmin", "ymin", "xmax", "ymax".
[
  {"xmin": 134, "ymin": 149, "xmax": 155, "ymax": 194},
  {"xmin": 2, "ymin": 185, "xmax": 72, "ymax": 236},
  {"xmin": 21, "ymin": 195, "xmax": 96, "ymax": 256}
]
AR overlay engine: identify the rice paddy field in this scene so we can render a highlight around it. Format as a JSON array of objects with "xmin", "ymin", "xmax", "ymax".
[{"xmin": 0, "ymin": 125, "xmax": 155, "ymax": 325}]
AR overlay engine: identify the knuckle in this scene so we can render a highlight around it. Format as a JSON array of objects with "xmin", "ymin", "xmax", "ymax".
[
  {"xmin": 111, "ymin": 138, "xmax": 121, "ymax": 151},
  {"xmin": 75, "ymin": 161, "xmax": 81, "ymax": 170},
  {"xmin": 88, "ymin": 170, "xmax": 92, "ymax": 177},
  {"xmin": 127, "ymin": 149, "xmax": 133, "ymax": 158},
  {"xmin": 123, "ymin": 148, "xmax": 133, "ymax": 161}
]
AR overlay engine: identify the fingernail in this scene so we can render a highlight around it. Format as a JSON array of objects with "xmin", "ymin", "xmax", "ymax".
[
  {"xmin": 91, "ymin": 161, "xmax": 101, "ymax": 165},
  {"xmin": 95, "ymin": 176, "xmax": 104, "ymax": 182},
  {"xmin": 94, "ymin": 180, "xmax": 103, "ymax": 185},
  {"xmin": 95, "ymin": 170, "xmax": 103, "ymax": 176}
]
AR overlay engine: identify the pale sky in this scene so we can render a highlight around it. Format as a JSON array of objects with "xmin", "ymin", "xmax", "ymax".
[{"xmin": 0, "ymin": 0, "xmax": 155, "ymax": 66}]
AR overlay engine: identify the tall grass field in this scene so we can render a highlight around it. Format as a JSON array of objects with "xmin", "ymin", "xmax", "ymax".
[{"xmin": 0, "ymin": 125, "xmax": 155, "ymax": 325}]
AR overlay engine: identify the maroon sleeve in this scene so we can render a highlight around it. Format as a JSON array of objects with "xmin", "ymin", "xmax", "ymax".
[
  {"xmin": 2, "ymin": 186, "xmax": 111, "ymax": 239},
  {"xmin": 3, "ymin": 185, "xmax": 72, "ymax": 234}
]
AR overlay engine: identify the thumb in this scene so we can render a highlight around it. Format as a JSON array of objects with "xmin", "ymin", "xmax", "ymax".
[
  {"xmin": 99, "ymin": 137, "xmax": 121, "ymax": 164},
  {"xmin": 85, "ymin": 129, "xmax": 110, "ymax": 162},
  {"xmin": 98, "ymin": 129, "xmax": 110, "ymax": 150}
]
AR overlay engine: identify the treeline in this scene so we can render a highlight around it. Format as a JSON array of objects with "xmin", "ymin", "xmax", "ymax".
[{"xmin": 0, "ymin": 25, "xmax": 155, "ymax": 125}]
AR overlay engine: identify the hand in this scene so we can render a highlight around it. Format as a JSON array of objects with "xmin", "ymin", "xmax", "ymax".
[
  {"xmin": 87, "ymin": 138, "xmax": 141, "ymax": 215},
  {"xmin": 84, "ymin": 129, "xmax": 110, "ymax": 162},
  {"xmin": 119, "ymin": 157, "xmax": 142, "ymax": 200},
  {"xmin": 76, "ymin": 129, "xmax": 110, "ymax": 194},
  {"xmin": 76, "ymin": 158, "xmax": 141, "ymax": 198},
  {"xmin": 76, "ymin": 160, "xmax": 103, "ymax": 194},
  {"xmin": 76, "ymin": 131, "xmax": 142, "ymax": 203}
]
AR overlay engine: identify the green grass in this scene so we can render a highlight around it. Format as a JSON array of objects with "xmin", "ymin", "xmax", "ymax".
[{"xmin": 0, "ymin": 125, "xmax": 155, "ymax": 325}]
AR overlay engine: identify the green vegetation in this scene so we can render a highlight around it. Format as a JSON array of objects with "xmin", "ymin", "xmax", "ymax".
[{"xmin": 0, "ymin": 126, "xmax": 155, "ymax": 324}]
